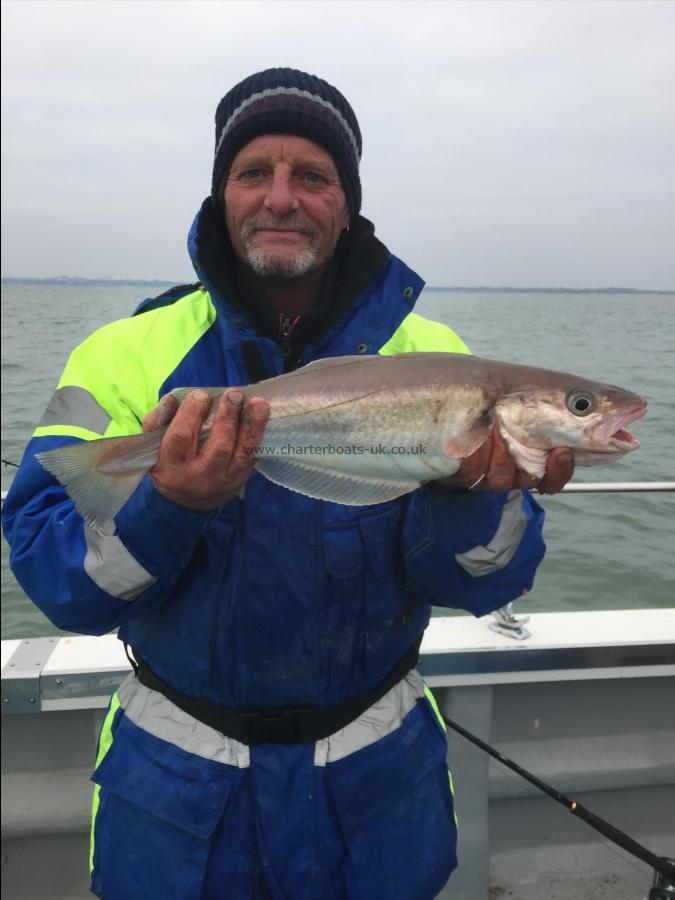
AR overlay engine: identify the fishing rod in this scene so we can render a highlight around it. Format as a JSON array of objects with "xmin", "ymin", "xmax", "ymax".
[{"xmin": 440, "ymin": 711, "xmax": 675, "ymax": 896}]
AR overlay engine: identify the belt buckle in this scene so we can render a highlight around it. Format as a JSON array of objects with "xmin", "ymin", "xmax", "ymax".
[
  {"xmin": 240, "ymin": 704, "xmax": 314, "ymax": 745},
  {"xmin": 288, "ymin": 704, "xmax": 314, "ymax": 744}
]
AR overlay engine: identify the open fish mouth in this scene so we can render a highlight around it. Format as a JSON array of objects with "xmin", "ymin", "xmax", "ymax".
[
  {"xmin": 594, "ymin": 402, "xmax": 646, "ymax": 453},
  {"xmin": 608, "ymin": 428, "xmax": 641, "ymax": 452}
]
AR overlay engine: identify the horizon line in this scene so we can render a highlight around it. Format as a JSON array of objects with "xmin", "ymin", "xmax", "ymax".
[{"xmin": 1, "ymin": 276, "xmax": 673, "ymax": 294}]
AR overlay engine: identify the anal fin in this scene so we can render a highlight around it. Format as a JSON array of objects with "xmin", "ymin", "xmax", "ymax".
[{"xmin": 256, "ymin": 457, "xmax": 420, "ymax": 505}]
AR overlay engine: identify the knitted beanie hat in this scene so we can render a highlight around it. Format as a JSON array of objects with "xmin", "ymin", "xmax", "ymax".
[{"xmin": 212, "ymin": 68, "xmax": 362, "ymax": 216}]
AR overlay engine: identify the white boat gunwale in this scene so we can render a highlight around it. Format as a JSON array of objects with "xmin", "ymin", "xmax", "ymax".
[{"xmin": 3, "ymin": 608, "xmax": 674, "ymax": 714}]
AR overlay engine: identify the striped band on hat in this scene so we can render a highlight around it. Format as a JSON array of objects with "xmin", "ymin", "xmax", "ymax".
[{"xmin": 215, "ymin": 87, "xmax": 361, "ymax": 168}]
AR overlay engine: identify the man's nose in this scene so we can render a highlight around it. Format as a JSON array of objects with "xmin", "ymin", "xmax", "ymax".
[{"xmin": 263, "ymin": 168, "xmax": 299, "ymax": 216}]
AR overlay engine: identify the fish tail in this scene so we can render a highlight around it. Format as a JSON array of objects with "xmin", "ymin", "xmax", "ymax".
[{"xmin": 36, "ymin": 430, "xmax": 164, "ymax": 530}]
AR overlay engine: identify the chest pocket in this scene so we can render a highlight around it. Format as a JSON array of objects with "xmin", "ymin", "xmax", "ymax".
[
  {"xmin": 127, "ymin": 514, "xmax": 239, "ymax": 701},
  {"xmin": 324, "ymin": 523, "xmax": 365, "ymax": 580},
  {"xmin": 322, "ymin": 522, "xmax": 366, "ymax": 693},
  {"xmin": 321, "ymin": 502, "xmax": 414, "ymax": 691},
  {"xmin": 357, "ymin": 503, "xmax": 414, "ymax": 655}
]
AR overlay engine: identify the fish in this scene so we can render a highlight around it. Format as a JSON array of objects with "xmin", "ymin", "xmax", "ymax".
[{"xmin": 36, "ymin": 352, "xmax": 646, "ymax": 530}]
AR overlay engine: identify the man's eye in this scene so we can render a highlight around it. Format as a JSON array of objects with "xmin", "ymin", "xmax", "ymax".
[
  {"xmin": 241, "ymin": 169, "xmax": 264, "ymax": 179},
  {"xmin": 302, "ymin": 172, "xmax": 326, "ymax": 184}
]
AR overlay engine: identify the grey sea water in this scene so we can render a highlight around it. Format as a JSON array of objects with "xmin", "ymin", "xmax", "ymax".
[{"xmin": 1, "ymin": 284, "xmax": 674, "ymax": 639}]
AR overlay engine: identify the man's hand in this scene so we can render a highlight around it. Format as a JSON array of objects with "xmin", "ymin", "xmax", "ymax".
[
  {"xmin": 142, "ymin": 389, "xmax": 270, "ymax": 512},
  {"xmin": 456, "ymin": 428, "xmax": 574, "ymax": 494}
]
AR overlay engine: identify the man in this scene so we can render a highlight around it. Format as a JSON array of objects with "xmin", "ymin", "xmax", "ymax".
[{"xmin": 2, "ymin": 68, "xmax": 573, "ymax": 899}]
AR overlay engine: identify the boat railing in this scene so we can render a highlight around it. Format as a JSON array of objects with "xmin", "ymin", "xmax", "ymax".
[
  {"xmin": 2, "ymin": 481, "xmax": 675, "ymax": 506},
  {"xmin": 550, "ymin": 481, "xmax": 675, "ymax": 493}
]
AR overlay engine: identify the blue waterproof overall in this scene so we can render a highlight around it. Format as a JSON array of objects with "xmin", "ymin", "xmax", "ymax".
[{"xmin": 2, "ymin": 207, "xmax": 546, "ymax": 898}]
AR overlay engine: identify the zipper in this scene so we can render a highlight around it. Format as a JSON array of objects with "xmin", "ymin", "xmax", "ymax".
[{"xmin": 278, "ymin": 313, "xmax": 301, "ymax": 358}]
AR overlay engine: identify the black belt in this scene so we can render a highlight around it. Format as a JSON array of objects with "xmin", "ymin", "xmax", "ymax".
[{"xmin": 126, "ymin": 637, "xmax": 422, "ymax": 746}]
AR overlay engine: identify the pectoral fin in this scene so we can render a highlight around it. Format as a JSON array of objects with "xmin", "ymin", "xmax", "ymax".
[{"xmin": 443, "ymin": 420, "xmax": 492, "ymax": 459}]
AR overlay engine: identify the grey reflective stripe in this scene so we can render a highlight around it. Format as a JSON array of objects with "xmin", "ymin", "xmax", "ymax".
[
  {"xmin": 39, "ymin": 386, "xmax": 111, "ymax": 434},
  {"xmin": 84, "ymin": 526, "xmax": 157, "ymax": 601},
  {"xmin": 117, "ymin": 675, "xmax": 251, "ymax": 768},
  {"xmin": 314, "ymin": 670, "xmax": 425, "ymax": 766},
  {"xmin": 455, "ymin": 489, "xmax": 527, "ymax": 577},
  {"xmin": 116, "ymin": 671, "xmax": 422, "ymax": 768}
]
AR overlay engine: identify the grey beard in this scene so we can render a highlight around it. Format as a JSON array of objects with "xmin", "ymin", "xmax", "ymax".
[{"xmin": 243, "ymin": 244, "xmax": 320, "ymax": 280}]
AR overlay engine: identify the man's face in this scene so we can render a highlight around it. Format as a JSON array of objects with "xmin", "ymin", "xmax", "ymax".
[{"xmin": 224, "ymin": 134, "xmax": 350, "ymax": 280}]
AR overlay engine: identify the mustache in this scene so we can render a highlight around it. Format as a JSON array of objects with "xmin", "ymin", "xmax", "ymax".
[{"xmin": 241, "ymin": 216, "xmax": 320, "ymax": 241}]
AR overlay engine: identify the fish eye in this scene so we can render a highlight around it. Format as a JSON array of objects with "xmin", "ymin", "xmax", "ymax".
[{"xmin": 566, "ymin": 390, "xmax": 595, "ymax": 416}]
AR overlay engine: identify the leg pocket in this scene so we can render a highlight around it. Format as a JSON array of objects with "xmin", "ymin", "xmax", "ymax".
[
  {"xmin": 90, "ymin": 715, "xmax": 238, "ymax": 900},
  {"xmin": 326, "ymin": 700, "xmax": 457, "ymax": 900}
]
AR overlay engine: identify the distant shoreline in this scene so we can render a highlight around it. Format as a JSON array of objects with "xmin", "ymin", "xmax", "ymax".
[
  {"xmin": 1, "ymin": 277, "xmax": 178, "ymax": 288},
  {"xmin": 1, "ymin": 277, "xmax": 673, "ymax": 294},
  {"xmin": 422, "ymin": 286, "xmax": 674, "ymax": 295}
]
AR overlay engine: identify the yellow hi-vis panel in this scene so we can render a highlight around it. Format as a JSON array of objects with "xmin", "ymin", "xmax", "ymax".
[
  {"xmin": 35, "ymin": 288, "xmax": 216, "ymax": 442},
  {"xmin": 90, "ymin": 692, "xmax": 121, "ymax": 872},
  {"xmin": 424, "ymin": 684, "xmax": 458, "ymax": 825},
  {"xmin": 378, "ymin": 312, "xmax": 470, "ymax": 357}
]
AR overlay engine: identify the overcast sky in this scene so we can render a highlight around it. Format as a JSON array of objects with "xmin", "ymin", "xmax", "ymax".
[{"xmin": 2, "ymin": 0, "xmax": 674, "ymax": 289}]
